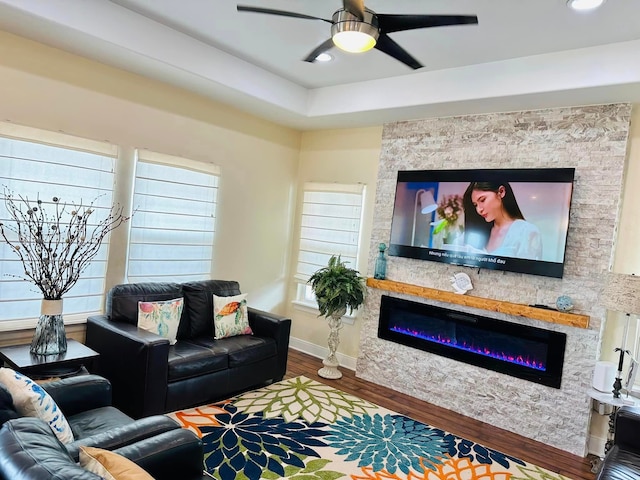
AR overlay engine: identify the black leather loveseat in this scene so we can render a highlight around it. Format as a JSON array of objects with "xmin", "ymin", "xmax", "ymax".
[
  {"xmin": 0, "ymin": 375, "xmax": 203, "ymax": 480},
  {"xmin": 596, "ymin": 405, "xmax": 640, "ymax": 480},
  {"xmin": 86, "ymin": 280, "xmax": 291, "ymax": 418}
]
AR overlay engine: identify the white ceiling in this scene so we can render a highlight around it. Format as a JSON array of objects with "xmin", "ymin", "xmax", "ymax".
[{"xmin": 0, "ymin": 0, "xmax": 639, "ymax": 130}]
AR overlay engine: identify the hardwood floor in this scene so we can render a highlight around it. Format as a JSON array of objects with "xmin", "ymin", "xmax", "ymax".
[{"xmin": 285, "ymin": 348, "xmax": 596, "ymax": 480}]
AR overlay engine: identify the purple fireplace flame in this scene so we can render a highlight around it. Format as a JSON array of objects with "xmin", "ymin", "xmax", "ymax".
[
  {"xmin": 389, "ymin": 325, "xmax": 546, "ymax": 370},
  {"xmin": 378, "ymin": 295, "xmax": 566, "ymax": 388}
]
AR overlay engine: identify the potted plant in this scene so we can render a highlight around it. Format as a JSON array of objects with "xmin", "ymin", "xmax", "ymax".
[{"xmin": 308, "ymin": 255, "xmax": 366, "ymax": 379}]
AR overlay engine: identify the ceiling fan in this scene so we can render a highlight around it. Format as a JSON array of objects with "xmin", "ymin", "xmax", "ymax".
[{"xmin": 237, "ymin": 0, "xmax": 478, "ymax": 70}]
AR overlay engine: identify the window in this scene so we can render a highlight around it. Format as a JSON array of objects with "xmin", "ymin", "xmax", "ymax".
[
  {"xmin": 294, "ymin": 182, "xmax": 366, "ymax": 311},
  {"xmin": 0, "ymin": 122, "xmax": 118, "ymax": 324},
  {"xmin": 127, "ymin": 150, "xmax": 219, "ymax": 283}
]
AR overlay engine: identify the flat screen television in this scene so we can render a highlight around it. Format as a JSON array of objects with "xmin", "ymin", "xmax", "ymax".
[{"xmin": 388, "ymin": 168, "xmax": 575, "ymax": 278}]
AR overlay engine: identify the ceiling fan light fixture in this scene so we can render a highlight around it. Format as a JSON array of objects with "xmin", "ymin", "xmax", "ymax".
[
  {"xmin": 566, "ymin": 0, "xmax": 606, "ymax": 11},
  {"xmin": 331, "ymin": 8, "xmax": 379, "ymax": 53},
  {"xmin": 332, "ymin": 31, "xmax": 376, "ymax": 53}
]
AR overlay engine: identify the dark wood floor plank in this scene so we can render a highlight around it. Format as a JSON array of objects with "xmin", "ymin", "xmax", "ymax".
[{"xmin": 285, "ymin": 348, "xmax": 595, "ymax": 480}]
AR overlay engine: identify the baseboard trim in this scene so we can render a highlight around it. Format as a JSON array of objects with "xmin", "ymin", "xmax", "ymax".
[{"xmin": 289, "ymin": 336, "xmax": 357, "ymax": 371}]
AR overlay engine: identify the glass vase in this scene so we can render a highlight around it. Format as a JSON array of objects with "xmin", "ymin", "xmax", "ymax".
[
  {"xmin": 30, "ymin": 299, "xmax": 67, "ymax": 356},
  {"xmin": 374, "ymin": 243, "xmax": 387, "ymax": 280}
]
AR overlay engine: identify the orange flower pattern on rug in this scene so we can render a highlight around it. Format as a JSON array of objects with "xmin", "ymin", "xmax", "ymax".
[{"xmin": 168, "ymin": 402, "xmax": 230, "ymax": 438}]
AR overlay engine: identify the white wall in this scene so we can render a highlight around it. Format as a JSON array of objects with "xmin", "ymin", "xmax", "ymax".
[{"xmin": 287, "ymin": 127, "xmax": 382, "ymax": 364}]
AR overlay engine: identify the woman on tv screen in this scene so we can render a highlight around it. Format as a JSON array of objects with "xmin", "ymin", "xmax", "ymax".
[{"xmin": 462, "ymin": 181, "xmax": 542, "ymax": 260}]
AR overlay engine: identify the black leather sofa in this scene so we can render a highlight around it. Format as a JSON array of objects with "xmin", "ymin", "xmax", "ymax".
[
  {"xmin": 596, "ymin": 405, "xmax": 640, "ymax": 480},
  {"xmin": 86, "ymin": 280, "xmax": 292, "ymax": 418},
  {"xmin": 0, "ymin": 375, "xmax": 204, "ymax": 480}
]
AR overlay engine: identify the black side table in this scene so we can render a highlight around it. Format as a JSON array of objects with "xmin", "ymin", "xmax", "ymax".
[{"xmin": 0, "ymin": 339, "xmax": 100, "ymax": 380}]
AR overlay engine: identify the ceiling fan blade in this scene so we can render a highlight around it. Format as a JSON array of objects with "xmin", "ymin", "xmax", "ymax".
[
  {"xmin": 375, "ymin": 34, "xmax": 422, "ymax": 70},
  {"xmin": 237, "ymin": 6, "xmax": 332, "ymax": 23},
  {"xmin": 378, "ymin": 14, "xmax": 478, "ymax": 33},
  {"xmin": 343, "ymin": 0, "xmax": 365, "ymax": 20},
  {"xmin": 303, "ymin": 38, "xmax": 335, "ymax": 63}
]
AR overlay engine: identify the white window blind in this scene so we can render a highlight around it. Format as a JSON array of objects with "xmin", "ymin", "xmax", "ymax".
[
  {"xmin": 0, "ymin": 122, "xmax": 118, "ymax": 323},
  {"xmin": 127, "ymin": 150, "xmax": 219, "ymax": 283},
  {"xmin": 295, "ymin": 182, "xmax": 365, "ymax": 284}
]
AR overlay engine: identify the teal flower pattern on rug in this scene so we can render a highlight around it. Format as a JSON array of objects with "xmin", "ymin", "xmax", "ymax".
[
  {"xmin": 167, "ymin": 377, "xmax": 571, "ymax": 480},
  {"xmin": 326, "ymin": 413, "xmax": 455, "ymax": 474}
]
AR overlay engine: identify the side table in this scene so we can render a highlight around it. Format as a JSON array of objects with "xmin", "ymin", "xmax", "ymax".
[{"xmin": 0, "ymin": 339, "xmax": 100, "ymax": 380}]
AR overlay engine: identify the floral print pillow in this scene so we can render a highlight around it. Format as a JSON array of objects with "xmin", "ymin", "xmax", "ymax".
[
  {"xmin": 137, "ymin": 297, "xmax": 184, "ymax": 345},
  {"xmin": 213, "ymin": 293, "xmax": 252, "ymax": 339},
  {"xmin": 0, "ymin": 367, "xmax": 74, "ymax": 444}
]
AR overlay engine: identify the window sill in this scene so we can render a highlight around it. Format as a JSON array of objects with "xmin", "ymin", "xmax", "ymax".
[
  {"xmin": 291, "ymin": 301, "xmax": 356, "ymax": 325},
  {"xmin": 0, "ymin": 312, "xmax": 97, "ymax": 332}
]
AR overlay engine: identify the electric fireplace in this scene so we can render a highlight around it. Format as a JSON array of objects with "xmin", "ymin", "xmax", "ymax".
[{"xmin": 378, "ymin": 295, "xmax": 566, "ymax": 388}]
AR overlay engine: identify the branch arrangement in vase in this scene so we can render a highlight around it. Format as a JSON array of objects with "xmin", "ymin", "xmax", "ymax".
[{"xmin": 0, "ymin": 187, "xmax": 130, "ymax": 300}]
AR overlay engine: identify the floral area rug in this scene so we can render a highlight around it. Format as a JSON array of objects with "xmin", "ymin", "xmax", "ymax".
[{"xmin": 167, "ymin": 376, "xmax": 571, "ymax": 480}]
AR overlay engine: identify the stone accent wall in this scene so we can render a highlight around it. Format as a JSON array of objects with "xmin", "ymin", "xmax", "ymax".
[{"xmin": 356, "ymin": 104, "xmax": 632, "ymax": 456}]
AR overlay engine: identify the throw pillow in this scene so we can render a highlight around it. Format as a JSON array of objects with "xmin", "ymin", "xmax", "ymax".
[
  {"xmin": 213, "ymin": 293, "xmax": 252, "ymax": 339},
  {"xmin": 0, "ymin": 367, "xmax": 74, "ymax": 443},
  {"xmin": 137, "ymin": 297, "xmax": 184, "ymax": 345},
  {"xmin": 79, "ymin": 446, "xmax": 154, "ymax": 480}
]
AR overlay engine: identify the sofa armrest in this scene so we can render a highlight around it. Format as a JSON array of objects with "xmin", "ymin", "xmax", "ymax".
[
  {"xmin": 42, "ymin": 375, "xmax": 112, "ymax": 417},
  {"xmin": 114, "ymin": 428, "xmax": 204, "ymax": 480},
  {"xmin": 615, "ymin": 405, "xmax": 640, "ymax": 453},
  {"xmin": 0, "ymin": 418, "xmax": 100, "ymax": 480},
  {"xmin": 66, "ymin": 415, "xmax": 179, "ymax": 462},
  {"xmin": 85, "ymin": 315, "xmax": 170, "ymax": 419},
  {"xmin": 248, "ymin": 307, "xmax": 291, "ymax": 381}
]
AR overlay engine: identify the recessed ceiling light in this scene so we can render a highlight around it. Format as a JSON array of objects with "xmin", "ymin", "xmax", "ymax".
[
  {"xmin": 315, "ymin": 52, "xmax": 333, "ymax": 62},
  {"xmin": 567, "ymin": 0, "xmax": 606, "ymax": 11}
]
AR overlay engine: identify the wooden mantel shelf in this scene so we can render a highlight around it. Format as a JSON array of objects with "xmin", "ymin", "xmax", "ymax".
[{"xmin": 366, "ymin": 278, "xmax": 590, "ymax": 329}]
